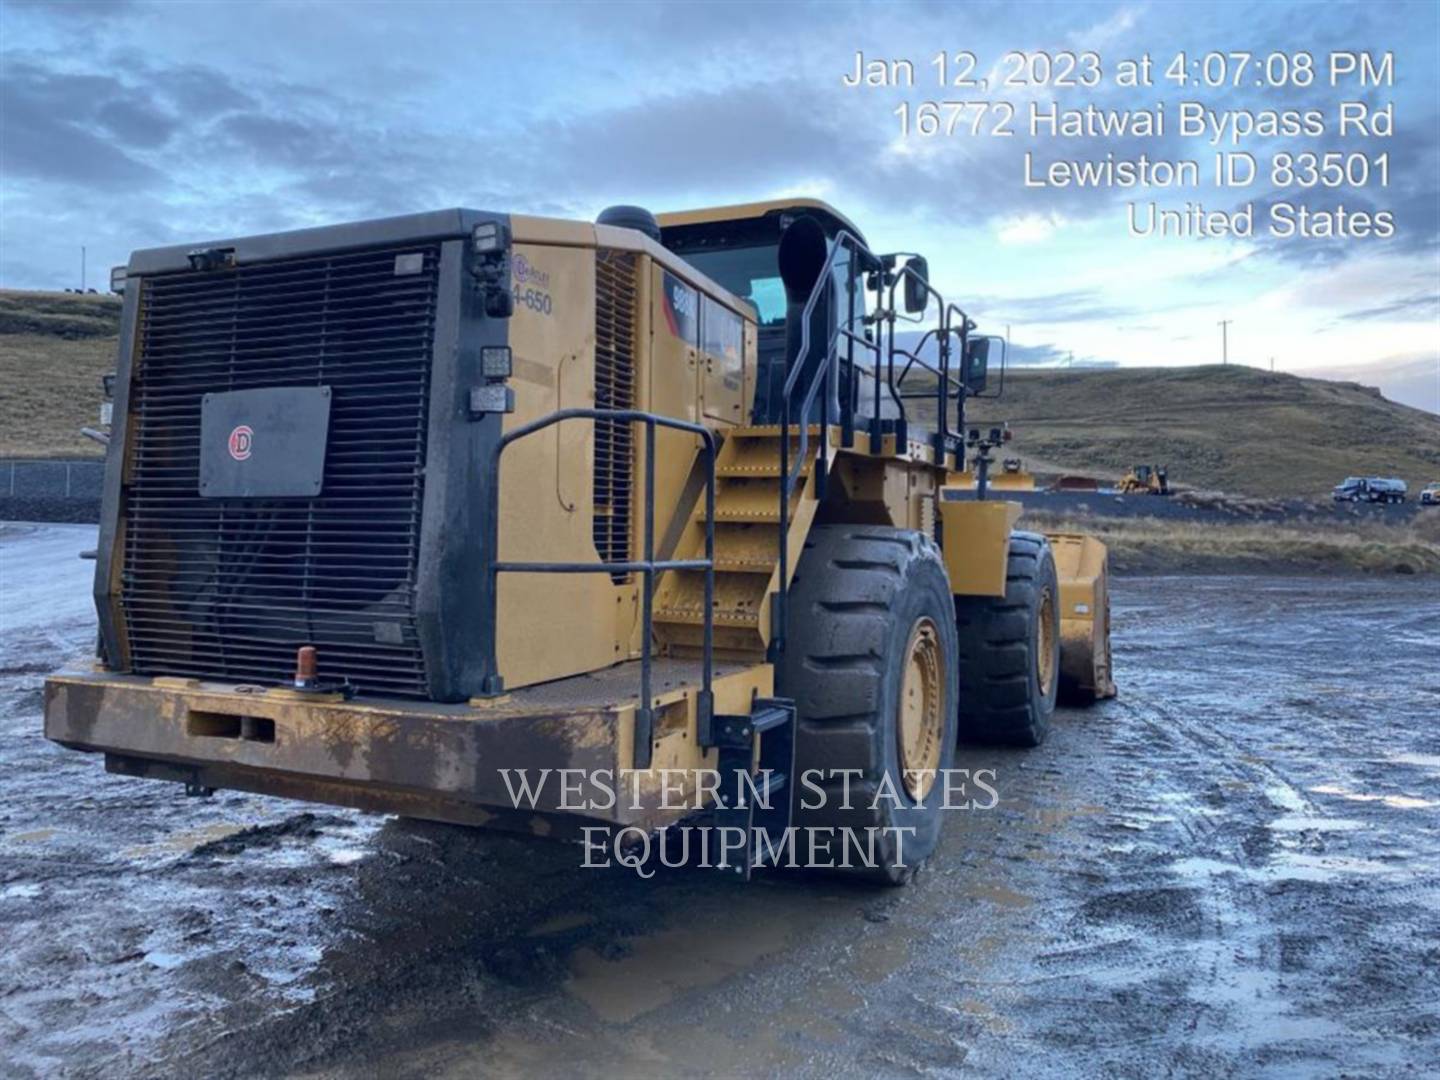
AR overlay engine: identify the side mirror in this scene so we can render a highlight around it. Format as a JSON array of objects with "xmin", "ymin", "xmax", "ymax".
[
  {"xmin": 903, "ymin": 255, "xmax": 929, "ymax": 314},
  {"xmin": 963, "ymin": 336, "xmax": 990, "ymax": 394}
]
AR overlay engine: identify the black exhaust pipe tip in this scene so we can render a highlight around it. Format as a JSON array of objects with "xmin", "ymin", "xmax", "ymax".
[
  {"xmin": 778, "ymin": 215, "xmax": 828, "ymax": 303},
  {"xmin": 597, "ymin": 205, "xmax": 662, "ymax": 243}
]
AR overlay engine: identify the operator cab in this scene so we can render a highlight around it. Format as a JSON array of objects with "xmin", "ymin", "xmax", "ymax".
[
  {"xmin": 657, "ymin": 199, "xmax": 867, "ymax": 327},
  {"xmin": 658, "ymin": 200, "xmax": 875, "ymax": 426},
  {"xmin": 655, "ymin": 197, "xmax": 990, "ymax": 465}
]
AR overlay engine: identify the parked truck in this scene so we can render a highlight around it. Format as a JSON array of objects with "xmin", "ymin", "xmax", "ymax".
[{"xmin": 1333, "ymin": 476, "xmax": 1408, "ymax": 503}]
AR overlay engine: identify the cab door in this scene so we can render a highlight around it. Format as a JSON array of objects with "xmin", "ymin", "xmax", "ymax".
[{"xmin": 700, "ymin": 294, "xmax": 747, "ymax": 426}]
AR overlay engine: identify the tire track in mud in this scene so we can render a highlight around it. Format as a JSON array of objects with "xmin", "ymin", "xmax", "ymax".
[
  {"xmin": 1026, "ymin": 693, "xmax": 1253, "ymax": 1068},
  {"xmin": 1114, "ymin": 691, "xmax": 1308, "ymax": 1056},
  {"xmin": 1095, "ymin": 577, "xmax": 1440, "ymax": 1073}
]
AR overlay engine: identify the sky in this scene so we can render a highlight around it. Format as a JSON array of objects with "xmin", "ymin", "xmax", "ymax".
[{"xmin": 2, "ymin": 0, "xmax": 1437, "ymax": 410}]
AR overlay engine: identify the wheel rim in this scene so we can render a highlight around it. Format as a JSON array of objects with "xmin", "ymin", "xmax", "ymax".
[
  {"xmin": 1036, "ymin": 586, "xmax": 1057, "ymax": 697},
  {"xmin": 897, "ymin": 617, "xmax": 944, "ymax": 801}
]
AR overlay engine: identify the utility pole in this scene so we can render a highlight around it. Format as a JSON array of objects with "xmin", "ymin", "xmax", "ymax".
[
  {"xmin": 81, "ymin": 246, "xmax": 87, "ymax": 292},
  {"xmin": 1270, "ymin": 356, "xmax": 1275, "ymax": 372},
  {"xmin": 1217, "ymin": 319, "xmax": 1232, "ymax": 365}
]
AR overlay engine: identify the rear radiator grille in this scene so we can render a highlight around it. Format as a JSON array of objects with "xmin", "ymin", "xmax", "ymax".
[
  {"xmin": 593, "ymin": 249, "xmax": 638, "ymax": 582},
  {"xmin": 119, "ymin": 244, "xmax": 440, "ymax": 698}
]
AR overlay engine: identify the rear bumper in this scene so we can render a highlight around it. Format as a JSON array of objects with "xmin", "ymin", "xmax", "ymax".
[{"xmin": 43, "ymin": 665, "xmax": 768, "ymax": 834}]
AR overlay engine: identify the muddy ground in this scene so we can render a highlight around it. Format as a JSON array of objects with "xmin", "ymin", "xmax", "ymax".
[{"xmin": 2, "ymin": 522, "xmax": 1438, "ymax": 1078}]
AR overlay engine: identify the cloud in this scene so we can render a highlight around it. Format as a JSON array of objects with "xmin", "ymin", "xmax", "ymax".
[
  {"xmin": 0, "ymin": 61, "xmax": 164, "ymax": 188},
  {"xmin": 5, "ymin": 0, "xmax": 137, "ymax": 19},
  {"xmin": 95, "ymin": 97, "xmax": 177, "ymax": 148},
  {"xmin": 963, "ymin": 288, "xmax": 1143, "ymax": 325},
  {"xmin": 151, "ymin": 64, "xmax": 254, "ymax": 117},
  {"xmin": 0, "ymin": 0, "xmax": 1435, "ymax": 395},
  {"xmin": 995, "ymin": 213, "xmax": 1065, "ymax": 245},
  {"xmin": 889, "ymin": 331, "xmax": 1112, "ymax": 369},
  {"xmin": 1340, "ymin": 291, "xmax": 1440, "ymax": 322},
  {"xmin": 1239, "ymin": 113, "xmax": 1440, "ymax": 268},
  {"xmin": 1291, "ymin": 353, "xmax": 1440, "ymax": 414},
  {"xmin": 1068, "ymin": 4, "xmax": 1142, "ymax": 49}
]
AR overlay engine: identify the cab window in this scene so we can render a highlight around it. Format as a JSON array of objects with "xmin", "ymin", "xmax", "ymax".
[{"xmin": 676, "ymin": 245, "xmax": 785, "ymax": 327}]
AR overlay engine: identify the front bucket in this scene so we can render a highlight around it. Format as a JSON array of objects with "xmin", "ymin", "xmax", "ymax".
[{"xmin": 1047, "ymin": 533, "xmax": 1117, "ymax": 704}]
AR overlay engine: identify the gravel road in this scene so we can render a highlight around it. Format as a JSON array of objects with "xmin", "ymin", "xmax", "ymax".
[{"xmin": 2, "ymin": 522, "xmax": 1437, "ymax": 1077}]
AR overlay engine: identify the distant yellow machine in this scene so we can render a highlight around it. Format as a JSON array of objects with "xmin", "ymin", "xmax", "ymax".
[{"xmin": 1117, "ymin": 463, "xmax": 1170, "ymax": 495}]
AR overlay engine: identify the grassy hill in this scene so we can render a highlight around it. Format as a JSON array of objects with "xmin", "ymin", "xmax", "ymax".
[
  {"xmin": 2, "ymin": 289, "xmax": 1437, "ymax": 498},
  {"xmin": 962, "ymin": 365, "xmax": 1440, "ymax": 498},
  {"xmin": 0, "ymin": 290, "xmax": 120, "ymax": 459}
]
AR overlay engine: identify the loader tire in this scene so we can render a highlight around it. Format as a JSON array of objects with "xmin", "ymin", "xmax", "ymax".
[
  {"xmin": 954, "ymin": 531, "xmax": 1059, "ymax": 748},
  {"xmin": 780, "ymin": 525, "xmax": 958, "ymax": 885}
]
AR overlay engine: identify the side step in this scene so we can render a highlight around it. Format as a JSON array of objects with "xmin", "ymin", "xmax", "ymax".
[{"xmin": 706, "ymin": 697, "xmax": 796, "ymax": 879}]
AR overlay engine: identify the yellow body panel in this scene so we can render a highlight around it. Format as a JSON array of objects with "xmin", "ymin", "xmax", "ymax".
[
  {"xmin": 831, "ymin": 452, "xmax": 940, "ymax": 530},
  {"xmin": 646, "ymin": 258, "xmax": 705, "ymax": 571},
  {"xmin": 937, "ymin": 499, "xmax": 1022, "ymax": 597},
  {"xmin": 510, "ymin": 214, "xmax": 596, "ymax": 247},
  {"xmin": 495, "ymin": 231, "xmax": 759, "ymax": 691},
  {"xmin": 951, "ymin": 467, "xmax": 1037, "ymax": 491},
  {"xmin": 498, "ymin": 242, "xmax": 636, "ymax": 687}
]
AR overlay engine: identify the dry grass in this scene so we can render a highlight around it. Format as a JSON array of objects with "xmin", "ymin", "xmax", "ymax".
[
  {"xmin": 0, "ymin": 332, "xmax": 115, "ymax": 459},
  {"xmin": 1022, "ymin": 509, "xmax": 1440, "ymax": 575},
  {"xmin": 950, "ymin": 365, "xmax": 1440, "ymax": 498},
  {"xmin": 0, "ymin": 289, "xmax": 120, "ymax": 339},
  {"xmin": 0, "ymin": 291, "xmax": 119, "ymax": 459},
  {"xmin": 3, "ymin": 289, "xmax": 1439, "ymax": 496}
]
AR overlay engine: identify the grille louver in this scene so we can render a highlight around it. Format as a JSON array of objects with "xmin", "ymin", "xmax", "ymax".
[
  {"xmin": 593, "ymin": 249, "xmax": 638, "ymax": 582},
  {"xmin": 119, "ymin": 243, "xmax": 440, "ymax": 698}
]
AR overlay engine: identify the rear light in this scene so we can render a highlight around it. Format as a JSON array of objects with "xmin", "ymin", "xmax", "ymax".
[
  {"xmin": 481, "ymin": 346, "xmax": 513, "ymax": 378},
  {"xmin": 469, "ymin": 384, "xmax": 515, "ymax": 417},
  {"xmin": 472, "ymin": 221, "xmax": 508, "ymax": 254}
]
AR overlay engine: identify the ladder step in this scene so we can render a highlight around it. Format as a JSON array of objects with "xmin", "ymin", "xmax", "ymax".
[
  {"xmin": 714, "ymin": 556, "xmax": 777, "ymax": 573},
  {"xmin": 710, "ymin": 522, "xmax": 779, "ymax": 565},
  {"xmin": 653, "ymin": 607, "xmax": 761, "ymax": 628},
  {"xmin": 754, "ymin": 770, "xmax": 787, "ymax": 801},
  {"xmin": 716, "ymin": 463, "xmax": 811, "ymax": 479},
  {"xmin": 749, "ymin": 705, "xmax": 793, "ymax": 734},
  {"xmin": 655, "ymin": 574, "xmax": 765, "ymax": 628},
  {"xmin": 729, "ymin": 424, "xmax": 823, "ymax": 439},
  {"xmin": 700, "ymin": 479, "xmax": 804, "ymax": 524},
  {"xmin": 703, "ymin": 509, "xmax": 782, "ymax": 524}
]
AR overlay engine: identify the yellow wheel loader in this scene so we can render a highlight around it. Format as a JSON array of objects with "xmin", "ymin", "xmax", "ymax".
[
  {"xmin": 1117, "ymin": 463, "xmax": 1170, "ymax": 495},
  {"xmin": 45, "ymin": 198, "xmax": 1114, "ymax": 883}
]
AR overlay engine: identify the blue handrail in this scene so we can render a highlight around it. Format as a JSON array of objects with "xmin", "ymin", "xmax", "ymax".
[{"xmin": 772, "ymin": 233, "xmax": 967, "ymax": 657}]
